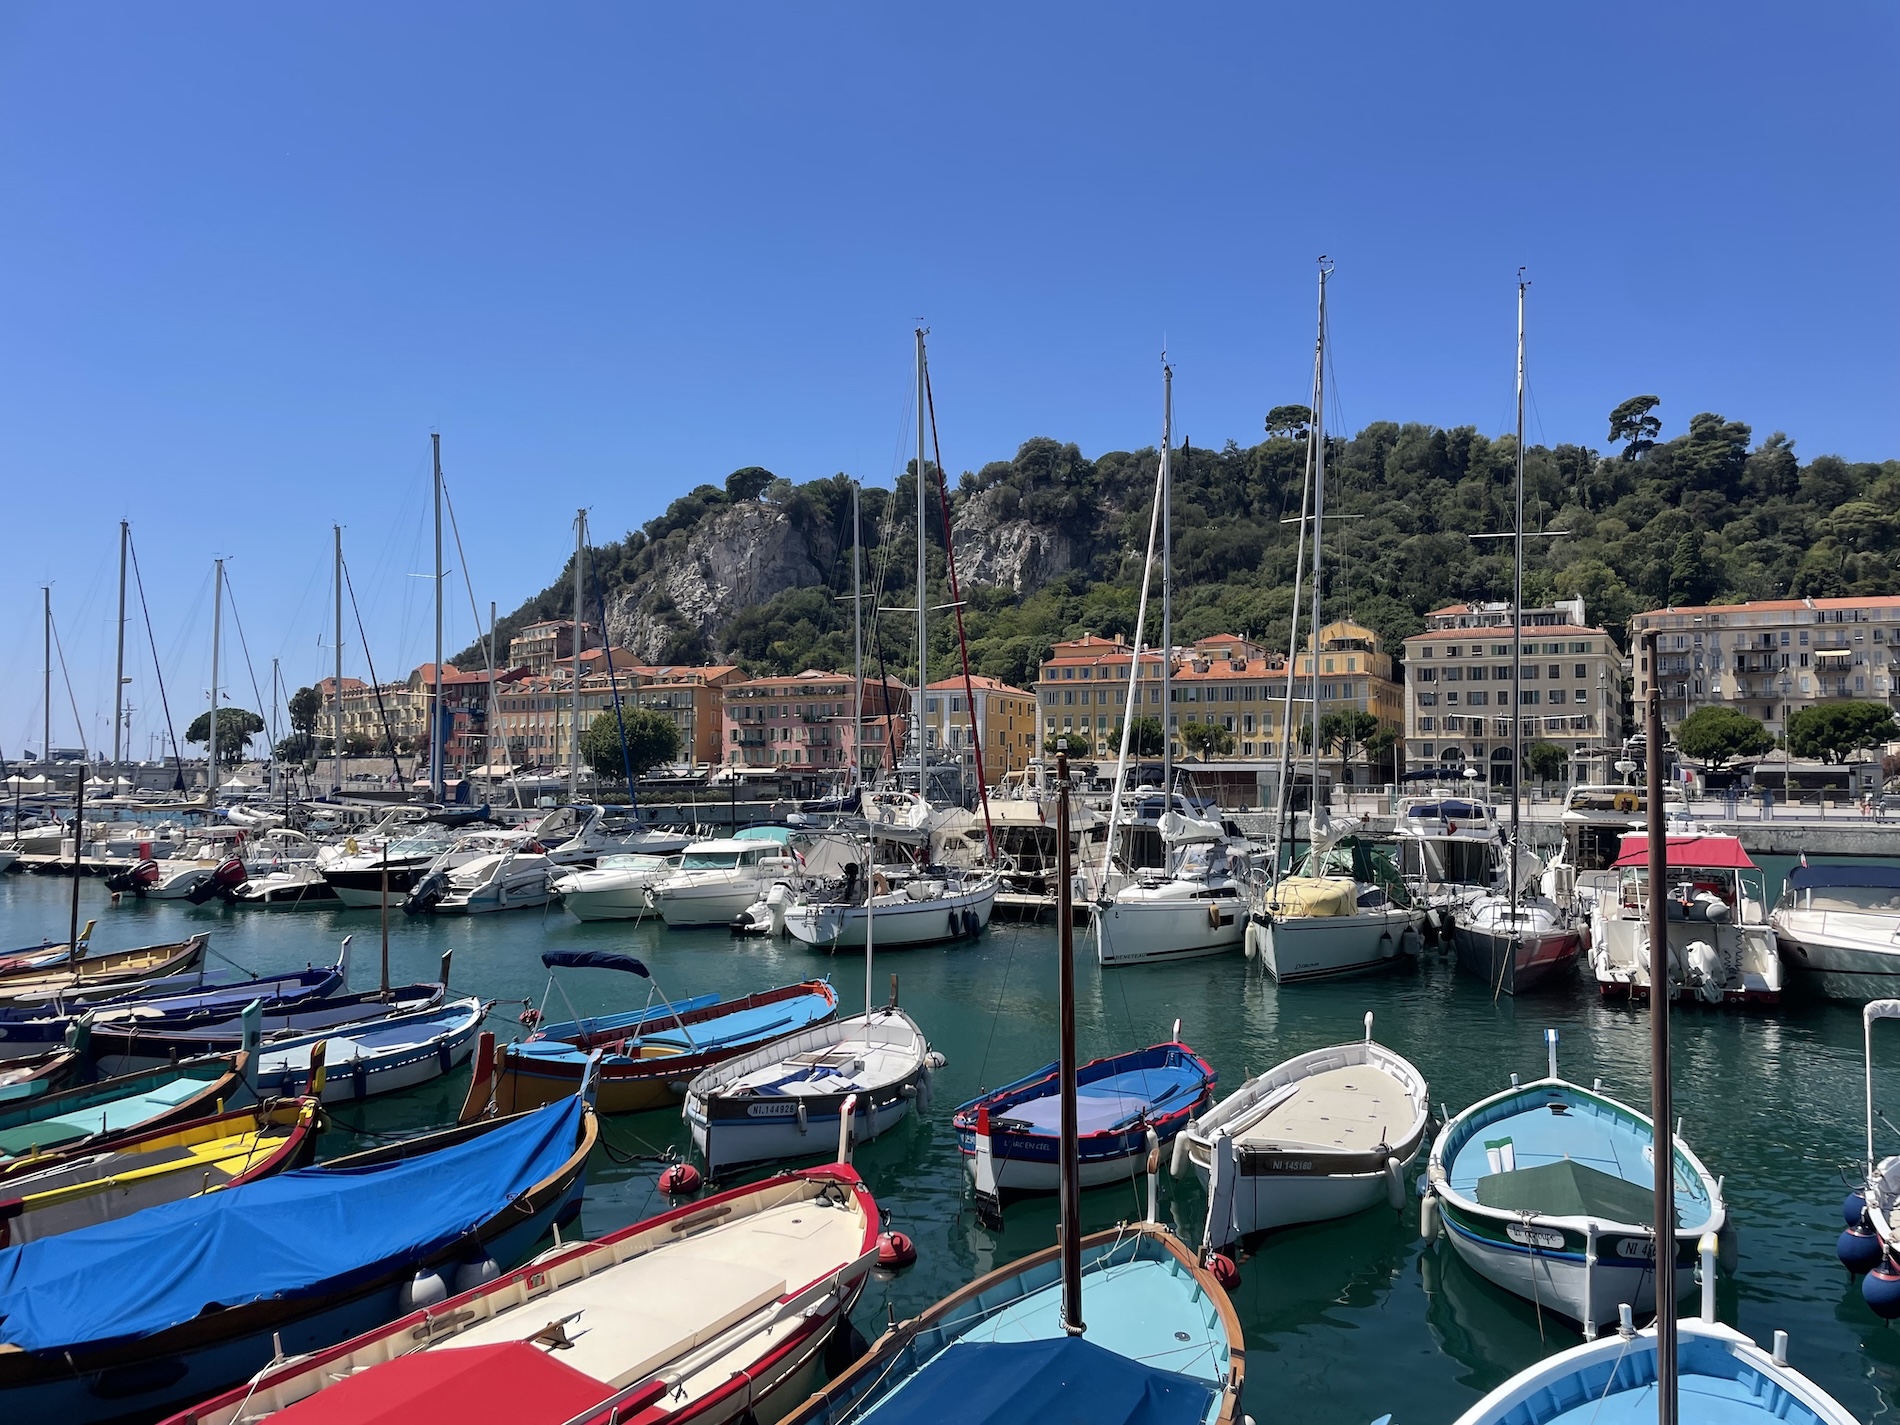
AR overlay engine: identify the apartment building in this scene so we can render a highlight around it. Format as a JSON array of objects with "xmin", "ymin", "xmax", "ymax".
[
  {"xmin": 1629, "ymin": 595, "xmax": 1900, "ymax": 738},
  {"xmin": 1034, "ymin": 622, "xmax": 1402, "ymax": 764},
  {"xmin": 574, "ymin": 663, "xmax": 743, "ymax": 770},
  {"xmin": 1401, "ymin": 599, "xmax": 1624, "ymax": 784},
  {"xmin": 721, "ymin": 671, "xmax": 912, "ymax": 776},
  {"xmin": 506, "ymin": 619, "xmax": 599, "ymax": 677},
  {"xmin": 921, "ymin": 676, "xmax": 1039, "ymax": 775}
]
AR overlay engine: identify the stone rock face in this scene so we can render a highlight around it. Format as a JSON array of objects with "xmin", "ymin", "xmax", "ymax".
[
  {"xmin": 603, "ymin": 502, "xmax": 817, "ymax": 659},
  {"xmin": 950, "ymin": 487, "xmax": 1080, "ymax": 595}
]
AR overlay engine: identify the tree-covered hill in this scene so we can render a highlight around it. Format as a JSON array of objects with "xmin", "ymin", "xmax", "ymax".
[{"xmin": 455, "ymin": 403, "xmax": 1900, "ymax": 688}]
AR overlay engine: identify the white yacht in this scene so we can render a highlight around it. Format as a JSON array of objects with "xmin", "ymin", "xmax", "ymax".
[
  {"xmin": 1250, "ymin": 820, "xmax": 1425, "ymax": 983},
  {"xmin": 1392, "ymin": 784, "xmax": 1504, "ymax": 918},
  {"xmin": 650, "ymin": 834, "xmax": 798, "ymax": 928},
  {"xmin": 784, "ymin": 865, "xmax": 997, "ymax": 949},
  {"xmin": 1772, "ymin": 862, "xmax": 1900, "ymax": 1000},
  {"xmin": 1588, "ymin": 830, "xmax": 1782, "ymax": 1003},
  {"xmin": 550, "ymin": 852, "xmax": 681, "ymax": 921},
  {"xmin": 1093, "ymin": 813, "xmax": 1250, "ymax": 966}
]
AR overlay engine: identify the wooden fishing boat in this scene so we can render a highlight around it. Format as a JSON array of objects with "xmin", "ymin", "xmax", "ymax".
[
  {"xmin": 89, "ymin": 949, "xmax": 454, "ymax": 1076},
  {"xmin": 0, "ymin": 1090, "xmax": 597, "ymax": 1425},
  {"xmin": 0, "ymin": 1029, "xmax": 88, "ymax": 1105},
  {"xmin": 0, "ymin": 931, "xmax": 208, "ymax": 1006},
  {"xmin": 0, "ymin": 941, "xmax": 349, "ymax": 1062},
  {"xmin": 0, "ymin": 1096, "xmax": 320, "ymax": 1245},
  {"xmin": 0, "ymin": 920, "xmax": 97, "ymax": 970},
  {"xmin": 1180, "ymin": 1012, "xmax": 1428, "ymax": 1249},
  {"xmin": 0, "ymin": 1048, "xmax": 253, "ymax": 1163},
  {"xmin": 1423, "ymin": 1029, "xmax": 1726, "ymax": 1332},
  {"xmin": 954, "ymin": 1039, "xmax": 1214, "ymax": 1212},
  {"xmin": 168, "ymin": 1139, "xmax": 880, "ymax": 1425},
  {"xmin": 251, "ymin": 998, "xmax": 486, "ymax": 1104},
  {"xmin": 464, "ymin": 954, "xmax": 838, "ymax": 1116}
]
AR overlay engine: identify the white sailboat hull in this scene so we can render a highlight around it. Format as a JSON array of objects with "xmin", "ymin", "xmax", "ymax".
[
  {"xmin": 1258, "ymin": 908, "xmax": 1419, "ymax": 983},
  {"xmin": 784, "ymin": 879, "xmax": 996, "ymax": 949},
  {"xmin": 1093, "ymin": 894, "xmax": 1244, "ymax": 966}
]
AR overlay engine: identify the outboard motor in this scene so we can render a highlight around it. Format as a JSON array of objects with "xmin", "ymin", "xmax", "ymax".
[
  {"xmin": 187, "ymin": 855, "xmax": 247, "ymax": 905},
  {"xmin": 106, "ymin": 858, "xmax": 161, "ymax": 897},
  {"xmin": 404, "ymin": 867, "xmax": 449, "ymax": 917}
]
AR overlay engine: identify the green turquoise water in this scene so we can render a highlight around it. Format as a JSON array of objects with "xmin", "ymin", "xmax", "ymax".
[{"xmin": 6, "ymin": 863, "xmax": 1900, "ymax": 1424}]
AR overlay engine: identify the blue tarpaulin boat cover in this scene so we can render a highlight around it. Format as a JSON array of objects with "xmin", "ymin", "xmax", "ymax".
[
  {"xmin": 541, "ymin": 950, "xmax": 649, "ymax": 976},
  {"xmin": 0, "ymin": 1097, "xmax": 583, "ymax": 1353},
  {"xmin": 866, "ymin": 1338, "xmax": 1218, "ymax": 1425}
]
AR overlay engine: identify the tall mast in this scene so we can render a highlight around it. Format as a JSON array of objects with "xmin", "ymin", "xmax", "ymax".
[
  {"xmin": 432, "ymin": 433, "xmax": 445, "ymax": 803},
  {"xmin": 209, "ymin": 558, "xmax": 223, "ymax": 798},
  {"xmin": 1309, "ymin": 258, "xmax": 1332, "ymax": 827},
  {"xmin": 1511, "ymin": 272, "xmax": 1527, "ymax": 912},
  {"xmin": 41, "ymin": 587, "xmax": 50, "ymax": 767},
  {"xmin": 1160, "ymin": 363, "xmax": 1174, "ymax": 802},
  {"xmin": 571, "ymin": 508, "xmax": 585, "ymax": 801},
  {"xmin": 1055, "ymin": 742, "xmax": 1084, "ymax": 1333},
  {"xmin": 914, "ymin": 328, "xmax": 929, "ymax": 800},
  {"xmin": 852, "ymin": 480, "xmax": 863, "ymax": 791},
  {"xmin": 488, "ymin": 599, "xmax": 499, "ymax": 803},
  {"xmin": 112, "ymin": 521, "xmax": 128, "ymax": 769},
  {"xmin": 332, "ymin": 525, "xmax": 344, "ymax": 798},
  {"xmin": 269, "ymin": 656, "xmax": 280, "ymax": 802}
]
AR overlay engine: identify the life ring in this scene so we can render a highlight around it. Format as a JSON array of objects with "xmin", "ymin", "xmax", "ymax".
[{"xmin": 1613, "ymin": 792, "xmax": 1638, "ymax": 813}]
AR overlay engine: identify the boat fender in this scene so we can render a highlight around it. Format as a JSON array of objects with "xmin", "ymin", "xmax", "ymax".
[
  {"xmin": 900, "ymin": 1083, "xmax": 917, "ymax": 1099},
  {"xmin": 453, "ymin": 1255, "xmax": 500, "ymax": 1294},
  {"xmin": 1400, "ymin": 926, "xmax": 1424, "ymax": 958},
  {"xmin": 916, "ymin": 1072, "xmax": 932, "ymax": 1111},
  {"xmin": 1243, "ymin": 922, "xmax": 1258, "ymax": 960},
  {"xmin": 397, "ymin": 1268, "xmax": 449, "ymax": 1313},
  {"xmin": 796, "ymin": 1099, "xmax": 809, "ymax": 1135},
  {"xmin": 1419, "ymin": 1191, "xmax": 1441, "ymax": 1244},
  {"xmin": 1865, "ymin": 1256, "xmax": 1900, "ymax": 1318},
  {"xmin": 1378, "ymin": 930, "xmax": 1395, "ymax": 960},
  {"xmin": 877, "ymin": 1230, "xmax": 918, "ymax": 1270},
  {"xmin": 1208, "ymin": 903, "xmax": 1222, "ymax": 930},
  {"xmin": 352, "ymin": 1058, "xmax": 369, "ymax": 1102},
  {"xmin": 948, "ymin": 911, "xmax": 958, "ymax": 938},
  {"xmin": 437, "ymin": 1041, "xmax": 453, "ymax": 1073},
  {"xmin": 1718, "ymin": 1222, "xmax": 1740, "ymax": 1276},
  {"xmin": 924, "ymin": 1051, "xmax": 948, "ymax": 1070},
  {"xmin": 1836, "ymin": 1225, "xmax": 1879, "ymax": 1276},
  {"xmin": 658, "ymin": 1162, "xmax": 702, "ymax": 1196},
  {"xmin": 1207, "ymin": 1251, "xmax": 1241, "ymax": 1292},
  {"xmin": 1171, "ymin": 1129, "xmax": 1192, "ymax": 1179},
  {"xmin": 1384, "ymin": 1156, "xmax": 1406, "ymax": 1211},
  {"xmin": 1846, "ymin": 1191, "xmax": 1870, "ymax": 1228}
]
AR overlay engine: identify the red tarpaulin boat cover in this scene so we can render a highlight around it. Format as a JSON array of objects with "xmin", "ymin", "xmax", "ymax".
[
  {"xmin": 1610, "ymin": 834, "xmax": 1758, "ymax": 871},
  {"xmin": 269, "ymin": 1341, "xmax": 614, "ymax": 1425}
]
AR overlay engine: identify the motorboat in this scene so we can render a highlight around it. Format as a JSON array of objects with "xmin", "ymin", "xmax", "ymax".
[
  {"xmin": 650, "ymin": 832, "xmax": 799, "ymax": 928},
  {"xmin": 317, "ymin": 830, "xmax": 457, "ymax": 907},
  {"xmin": 1249, "ymin": 821, "xmax": 1424, "ymax": 983},
  {"xmin": 228, "ymin": 862, "xmax": 339, "ymax": 908},
  {"xmin": 1559, "ymin": 772, "xmax": 1691, "ymax": 872},
  {"xmin": 783, "ymin": 866, "xmax": 997, "ymax": 950},
  {"xmin": 0, "ymin": 1094, "xmax": 596, "ymax": 1425},
  {"xmin": 1588, "ymin": 832, "xmax": 1782, "ymax": 1004},
  {"xmin": 551, "ymin": 851, "xmax": 680, "ymax": 921},
  {"xmin": 417, "ymin": 844, "xmax": 557, "ymax": 914},
  {"xmin": 1452, "ymin": 875, "xmax": 1584, "ymax": 996},
  {"xmin": 1424, "ymin": 1029, "xmax": 1726, "ymax": 1332},
  {"xmin": 1092, "ymin": 813, "xmax": 1250, "ymax": 966},
  {"xmin": 1391, "ymin": 786, "xmax": 1505, "ymax": 919},
  {"xmin": 1180, "ymin": 1012, "xmax": 1428, "ymax": 1249},
  {"xmin": 172, "ymin": 1154, "xmax": 879, "ymax": 1425},
  {"xmin": 954, "ymin": 1039, "xmax": 1214, "ymax": 1212},
  {"xmin": 1773, "ymin": 862, "xmax": 1900, "ymax": 999}
]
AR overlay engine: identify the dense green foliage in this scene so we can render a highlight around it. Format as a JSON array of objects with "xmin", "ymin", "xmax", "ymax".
[
  {"xmin": 1785, "ymin": 701, "xmax": 1898, "ymax": 765},
  {"xmin": 581, "ymin": 709, "xmax": 682, "ymax": 782},
  {"xmin": 1523, "ymin": 740, "xmax": 1569, "ymax": 782},
  {"xmin": 1181, "ymin": 722, "xmax": 1237, "ymax": 760},
  {"xmin": 461, "ymin": 402, "xmax": 1900, "ymax": 695},
  {"xmin": 186, "ymin": 707, "xmax": 264, "ymax": 766},
  {"xmin": 1675, "ymin": 705, "xmax": 1775, "ymax": 771}
]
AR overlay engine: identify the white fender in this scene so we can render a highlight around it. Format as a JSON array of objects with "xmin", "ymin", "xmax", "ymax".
[
  {"xmin": 1419, "ymin": 1192, "xmax": 1441, "ymax": 1243},
  {"xmin": 1385, "ymin": 1156, "xmax": 1406, "ymax": 1211},
  {"xmin": 1202, "ymin": 1130, "xmax": 1239, "ymax": 1255},
  {"xmin": 1171, "ymin": 1127, "xmax": 1193, "ymax": 1179},
  {"xmin": 796, "ymin": 1099, "xmax": 809, "ymax": 1135}
]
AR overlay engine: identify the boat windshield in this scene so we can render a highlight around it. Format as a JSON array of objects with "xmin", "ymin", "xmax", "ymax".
[
  {"xmin": 681, "ymin": 851, "xmax": 744, "ymax": 871},
  {"xmin": 1791, "ymin": 884, "xmax": 1900, "ymax": 914},
  {"xmin": 597, "ymin": 854, "xmax": 672, "ymax": 873}
]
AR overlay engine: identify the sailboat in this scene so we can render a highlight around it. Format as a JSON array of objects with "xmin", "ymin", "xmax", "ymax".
[
  {"xmin": 1450, "ymin": 659, "xmax": 1856, "ymax": 1424},
  {"xmin": 1252, "ymin": 259, "xmax": 1425, "ymax": 985},
  {"xmin": 784, "ymin": 333, "xmax": 996, "ymax": 953},
  {"xmin": 1449, "ymin": 273, "xmax": 1583, "ymax": 995},
  {"xmin": 781, "ymin": 743, "xmax": 1246, "ymax": 1425},
  {"xmin": 1093, "ymin": 363, "xmax": 1252, "ymax": 967}
]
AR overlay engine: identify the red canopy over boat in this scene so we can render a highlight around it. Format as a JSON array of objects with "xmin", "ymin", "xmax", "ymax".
[
  {"xmin": 1610, "ymin": 833, "xmax": 1758, "ymax": 871},
  {"xmin": 269, "ymin": 1341, "xmax": 613, "ymax": 1424}
]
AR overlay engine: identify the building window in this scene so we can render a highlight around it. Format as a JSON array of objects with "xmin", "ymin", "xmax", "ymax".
[
  {"xmin": 1549, "ymin": 689, "xmax": 1568, "ymax": 704},
  {"xmin": 1468, "ymin": 691, "xmax": 1488, "ymax": 707},
  {"xmin": 1522, "ymin": 690, "xmax": 1541, "ymax": 705},
  {"xmin": 1419, "ymin": 716, "xmax": 1435, "ymax": 731},
  {"xmin": 1420, "ymin": 743, "xmax": 1435, "ymax": 757},
  {"xmin": 1419, "ymin": 692, "xmax": 1437, "ymax": 706},
  {"xmin": 1446, "ymin": 692, "xmax": 1459, "ymax": 706},
  {"xmin": 1416, "ymin": 667, "xmax": 1436, "ymax": 683}
]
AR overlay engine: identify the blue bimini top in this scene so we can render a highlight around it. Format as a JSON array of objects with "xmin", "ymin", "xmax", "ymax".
[
  {"xmin": 0, "ymin": 1096, "xmax": 583, "ymax": 1353},
  {"xmin": 865, "ymin": 1337, "xmax": 1219, "ymax": 1425}
]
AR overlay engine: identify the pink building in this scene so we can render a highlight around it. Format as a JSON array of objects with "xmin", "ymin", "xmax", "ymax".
[{"xmin": 721, "ymin": 670, "xmax": 912, "ymax": 776}]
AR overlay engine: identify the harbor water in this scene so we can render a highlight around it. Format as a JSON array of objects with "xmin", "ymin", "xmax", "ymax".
[{"xmin": 7, "ymin": 864, "xmax": 1900, "ymax": 1424}]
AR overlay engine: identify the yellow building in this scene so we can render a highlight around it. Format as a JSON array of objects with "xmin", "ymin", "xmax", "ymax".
[{"xmin": 922, "ymin": 676, "xmax": 1039, "ymax": 776}]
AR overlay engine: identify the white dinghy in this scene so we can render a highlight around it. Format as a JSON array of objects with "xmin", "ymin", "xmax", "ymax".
[{"xmin": 1179, "ymin": 1012, "xmax": 1428, "ymax": 1251}]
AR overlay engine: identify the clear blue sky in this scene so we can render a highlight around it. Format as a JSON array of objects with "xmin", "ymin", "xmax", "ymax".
[{"xmin": 2, "ymin": 3, "xmax": 1894, "ymax": 760}]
